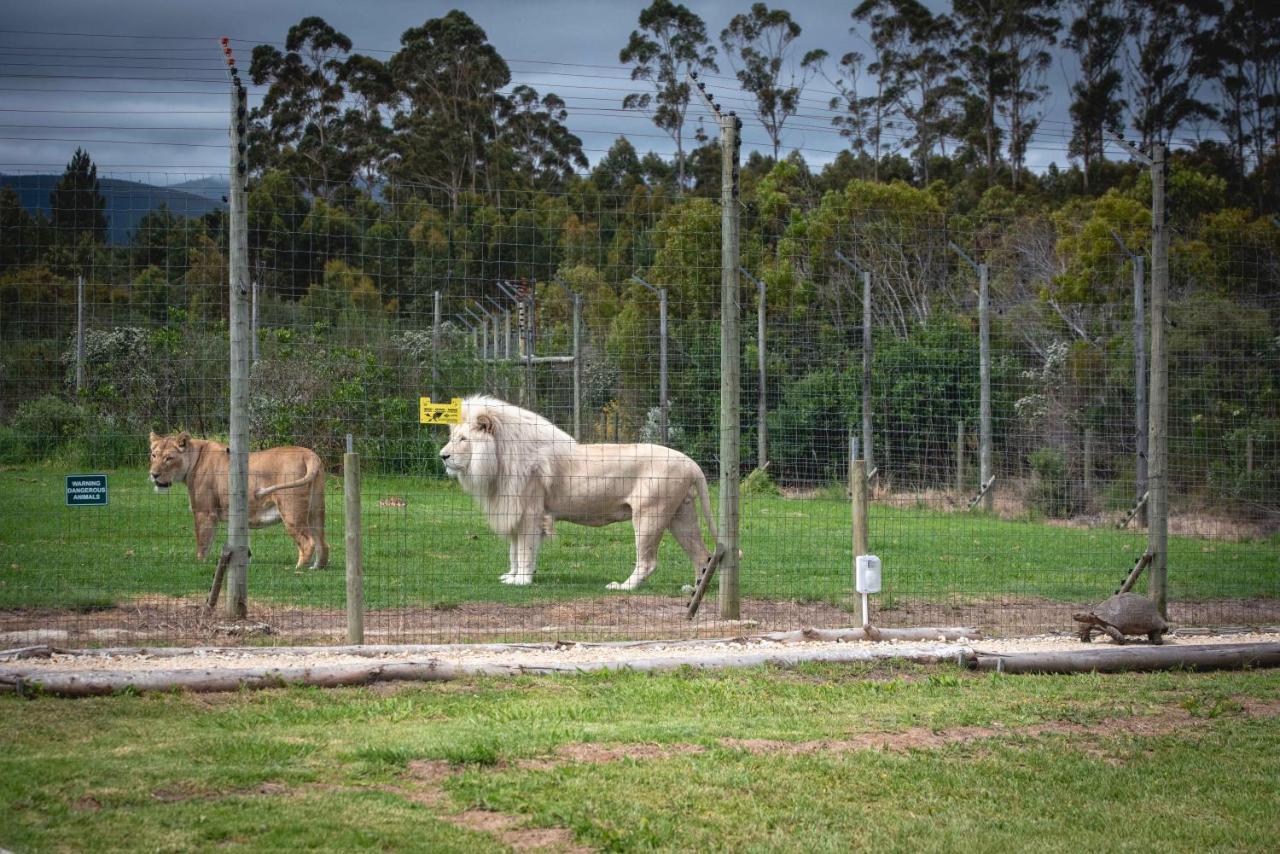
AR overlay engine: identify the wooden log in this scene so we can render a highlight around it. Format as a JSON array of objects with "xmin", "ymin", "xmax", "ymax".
[
  {"xmin": 0, "ymin": 643, "xmax": 973, "ymax": 697},
  {"xmin": 762, "ymin": 627, "xmax": 982, "ymax": 643},
  {"xmin": 967, "ymin": 475, "xmax": 996, "ymax": 511},
  {"xmin": 0, "ymin": 645, "xmax": 62, "ymax": 661},
  {"xmin": 1117, "ymin": 552, "xmax": 1153, "ymax": 594},
  {"xmin": 205, "ymin": 545, "xmax": 233, "ymax": 611},
  {"xmin": 969, "ymin": 642, "xmax": 1280, "ymax": 675},
  {"xmin": 1116, "ymin": 491, "xmax": 1150, "ymax": 529},
  {"xmin": 686, "ymin": 543, "xmax": 726, "ymax": 619}
]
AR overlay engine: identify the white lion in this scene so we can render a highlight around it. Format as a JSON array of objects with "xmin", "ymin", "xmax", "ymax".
[{"xmin": 439, "ymin": 395, "xmax": 719, "ymax": 589}]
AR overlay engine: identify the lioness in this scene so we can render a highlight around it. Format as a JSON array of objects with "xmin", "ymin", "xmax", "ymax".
[
  {"xmin": 148, "ymin": 431, "xmax": 329, "ymax": 569},
  {"xmin": 438, "ymin": 396, "xmax": 717, "ymax": 589}
]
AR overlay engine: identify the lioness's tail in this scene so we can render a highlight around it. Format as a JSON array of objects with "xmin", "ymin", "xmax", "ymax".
[
  {"xmin": 694, "ymin": 469, "xmax": 719, "ymax": 547},
  {"xmin": 254, "ymin": 454, "xmax": 322, "ymax": 498}
]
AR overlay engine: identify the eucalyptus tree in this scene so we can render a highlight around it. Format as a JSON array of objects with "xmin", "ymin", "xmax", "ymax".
[
  {"xmin": 854, "ymin": 0, "xmax": 960, "ymax": 184},
  {"xmin": 1197, "ymin": 0, "xmax": 1280, "ymax": 178},
  {"xmin": 1065, "ymin": 0, "xmax": 1127, "ymax": 191},
  {"xmin": 249, "ymin": 17, "xmax": 355, "ymax": 198},
  {"xmin": 388, "ymin": 11, "xmax": 511, "ymax": 205},
  {"xmin": 721, "ymin": 3, "xmax": 817, "ymax": 160},
  {"xmin": 338, "ymin": 53, "xmax": 394, "ymax": 194},
  {"xmin": 1121, "ymin": 0, "xmax": 1218, "ymax": 148},
  {"xmin": 1001, "ymin": 1, "xmax": 1061, "ymax": 189},
  {"xmin": 499, "ymin": 86, "xmax": 588, "ymax": 188},
  {"xmin": 951, "ymin": 0, "xmax": 1012, "ymax": 186},
  {"xmin": 619, "ymin": 0, "xmax": 719, "ymax": 191}
]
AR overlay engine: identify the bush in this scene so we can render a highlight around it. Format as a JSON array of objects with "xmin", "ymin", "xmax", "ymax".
[
  {"xmin": 1028, "ymin": 447, "xmax": 1082, "ymax": 518},
  {"xmin": 0, "ymin": 425, "xmax": 31, "ymax": 464},
  {"xmin": 72, "ymin": 428, "xmax": 146, "ymax": 470},
  {"xmin": 742, "ymin": 466, "xmax": 782, "ymax": 496},
  {"xmin": 11, "ymin": 394, "xmax": 86, "ymax": 460}
]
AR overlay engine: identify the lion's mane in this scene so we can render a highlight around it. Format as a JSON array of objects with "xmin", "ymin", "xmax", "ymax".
[{"xmin": 455, "ymin": 395, "xmax": 575, "ymax": 537}]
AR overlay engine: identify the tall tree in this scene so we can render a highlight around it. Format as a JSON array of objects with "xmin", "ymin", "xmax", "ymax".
[
  {"xmin": 721, "ymin": 3, "xmax": 815, "ymax": 160},
  {"xmin": 49, "ymin": 147, "xmax": 107, "ymax": 246},
  {"xmin": 499, "ymin": 86, "xmax": 589, "ymax": 188},
  {"xmin": 338, "ymin": 53, "xmax": 394, "ymax": 193},
  {"xmin": 388, "ymin": 11, "xmax": 511, "ymax": 204},
  {"xmin": 855, "ymin": 0, "xmax": 959, "ymax": 183},
  {"xmin": 1001, "ymin": 1, "xmax": 1061, "ymax": 189},
  {"xmin": 813, "ymin": 49, "xmax": 896, "ymax": 179},
  {"xmin": 619, "ymin": 1, "xmax": 719, "ymax": 191},
  {"xmin": 951, "ymin": 0, "xmax": 1012, "ymax": 186},
  {"xmin": 249, "ymin": 17, "xmax": 355, "ymax": 198},
  {"xmin": 1198, "ymin": 0, "xmax": 1280, "ymax": 179},
  {"xmin": 1065, "ymin": 0, "xmax": 1127, "ymax": 191},
  {"xmin": 1121, "ymin": 0, "xmax": 1218, "ymax": 148}
]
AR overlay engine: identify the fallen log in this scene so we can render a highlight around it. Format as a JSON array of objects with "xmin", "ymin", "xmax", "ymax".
[
  {"xmin": 761, "ymin": 627, "xmax": 981, "ymax": 643},
  {"xmin": 0, "ymin": 643, "xmax": 972, "ymax": 697},
  {"xmin": 969, "ymin": 642, "xmax": 1280, "ymax": 675}
]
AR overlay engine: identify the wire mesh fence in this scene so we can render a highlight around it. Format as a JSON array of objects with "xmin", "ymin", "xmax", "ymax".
[{"xmin": 1, "ymin": 163, "xmax": 1277, "ymax": 647}]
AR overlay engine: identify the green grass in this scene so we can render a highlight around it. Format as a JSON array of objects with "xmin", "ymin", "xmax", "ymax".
[
  {"xmin": 0, "ymin": 466, "xmax": 1276, "ymax": 611},
  {"xmin": 1, "ymin": 663, "xmax": 1278, "ymax": 851}
]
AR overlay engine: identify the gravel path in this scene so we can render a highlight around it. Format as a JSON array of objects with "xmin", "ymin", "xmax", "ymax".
[{"xmin": 4, "ymin": 627, "xmax": 1279, "ymax": 676}]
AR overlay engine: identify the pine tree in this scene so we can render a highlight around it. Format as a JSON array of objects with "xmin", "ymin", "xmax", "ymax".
[{"xmin": 49, "ymin": 147, "xmax": 106, "ymax": 246}]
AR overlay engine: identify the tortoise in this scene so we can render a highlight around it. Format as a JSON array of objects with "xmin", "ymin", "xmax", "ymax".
[{"xmin": 1073, "ymin": 593, "xmax": 1169, "ymax": 644}]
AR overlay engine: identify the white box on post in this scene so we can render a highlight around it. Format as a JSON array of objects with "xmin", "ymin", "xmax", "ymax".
[{"xmin": 855, "ymin": 554, "xmax": 881, "ymax": 594}]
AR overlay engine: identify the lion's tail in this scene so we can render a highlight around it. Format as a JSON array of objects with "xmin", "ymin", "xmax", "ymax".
[
  {"xmin": 695, "ymin": 469, "xmax": 719, "ymax": 548},
  {"xmin": 254, "ymin": 454, "xmax": 322, "ymax": 499}
]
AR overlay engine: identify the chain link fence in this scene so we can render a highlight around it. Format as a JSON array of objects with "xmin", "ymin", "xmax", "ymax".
[{"xmin": 1, "ymin": 166, "xmax": 1277, "ymax": 646}]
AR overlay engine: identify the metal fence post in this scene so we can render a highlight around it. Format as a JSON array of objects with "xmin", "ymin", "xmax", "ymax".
[
  {"xmin": 740, "ymin": 267, "xmax": 768, "ymax": 470},
  {"xmin": 1134, "ymin": 254, "xmax": 1148, "ymax": 524},
  {"xmin": 835, "ymin": 251, "xmax": 874, "ymax": 475},
  {"xmin": 345, "ymin": 434, "xmax": 363, "ymax": 644},
  {"xmin": 631, "ymin": 274, "xmax": 669, "ymax": 445},
  {"xmin": 1148, "ymin": 142, "xmax": 1169, "ymax": 617},
  {"xmin": 572, "ymin": 292, "xmax": 582, "ymax": 442},
  {"xmin": 432, "ymin": 290, "xmax": 441, "ymax": 399},
  {"xmin": 978, "ymin": 262, "xmax": 992, "ymax": 512},
  {"xmin": 75, "ymin": 274, "xmax": 85, "ymax": 397},
  {"xmin": 862, "ymin": 268, "xmax": 873, "ymax": 478}
]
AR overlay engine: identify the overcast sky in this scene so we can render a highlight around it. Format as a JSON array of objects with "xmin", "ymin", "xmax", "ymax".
[{"xmin": 0, "ymin": 0, "xmax": 1177, "ymax": 183}]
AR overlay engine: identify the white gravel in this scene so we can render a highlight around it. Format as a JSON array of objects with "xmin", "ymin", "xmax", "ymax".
[{"xmin": 4, "ymin": 628, "xmax": 1278, "ymax": 676}]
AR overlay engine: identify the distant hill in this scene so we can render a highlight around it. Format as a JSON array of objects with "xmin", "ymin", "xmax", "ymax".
[
  {"xmin": 169, "ymin": 176, "xmax": 229, "ymax": 203},
  {"xmin": 0, "ymin": 174, "xmax": 226, "ymax": 245}
]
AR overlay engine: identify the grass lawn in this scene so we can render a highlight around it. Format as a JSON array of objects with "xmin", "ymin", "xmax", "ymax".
[
  {"xmin": 1, "ymin": 662, "xmax": 1278, "ymax": 851},
  {"xmin": 0, "ymin": 466, "xmax": 1276, "ymax": 611}
]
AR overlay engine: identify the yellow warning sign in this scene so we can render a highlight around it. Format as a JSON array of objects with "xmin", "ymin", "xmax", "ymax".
[{"xmin": 419, "ymin": 397, "xmax": 463, "ymax": 425}]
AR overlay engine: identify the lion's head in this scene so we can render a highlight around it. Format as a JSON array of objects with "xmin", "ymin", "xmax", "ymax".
[
  {"xmin": 148, "ymin": 431, "xmax": 195, "ymax": 493},
  {"xmin": 439, "ymin": 412, "xmax": 499, "ymax": 482}
]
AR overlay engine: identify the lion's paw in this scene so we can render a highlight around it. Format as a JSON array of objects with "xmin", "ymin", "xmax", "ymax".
[
  {"xmin": 605, "ymin": 581, "xmax": 635, "ymax": 591},
  {"xmin": 502, "ymin": 575, "xmax": 533, "ymax": 586}
]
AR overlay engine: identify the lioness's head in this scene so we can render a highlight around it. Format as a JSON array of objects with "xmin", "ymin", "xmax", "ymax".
[
  {"xmin": 439, "ymin": 413, "xmax": 497, "ymax": 480},
  {"xmin": 148, "ymin": 431, "xmax": 194, "ymax": 493}
]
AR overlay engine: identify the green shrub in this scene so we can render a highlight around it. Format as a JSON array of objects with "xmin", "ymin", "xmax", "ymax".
[
  {"xmin": 11, "ymin": 394, "xmax": 86, "ymax": 460},
  {"xmin": 1028, "ymin": 447, "xmax": 1082, "ymax": 518},
  {"xmin": 73, "ymin": 429, "xmax": 146, "ymax": 470},
  {"xmin": 742, "ymin": 466, "xmax": 782, "ymax": 496},
  {"xmin": 0, "ymin": 425, "xmax": 31, "ymax": 464}
]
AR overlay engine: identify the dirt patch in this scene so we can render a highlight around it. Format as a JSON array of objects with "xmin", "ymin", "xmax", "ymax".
[
  {"xmin": 507, "ymin": 698, "xmax": 1280, "ymax": 772},
  {"xmin": 4, "ymin": 593, "xmax": 1278, "ymax": 648},
  {"xmin": 405, "ymin": 760, "xmax": 590, "ymax": 852}
]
